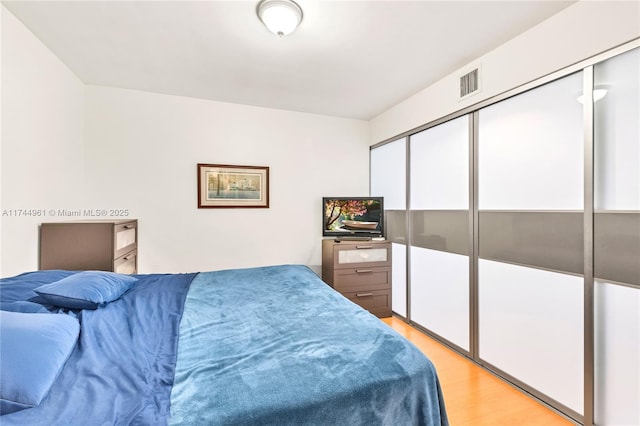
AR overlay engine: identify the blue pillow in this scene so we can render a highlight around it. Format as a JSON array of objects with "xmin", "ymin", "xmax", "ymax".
[
  {"xmin": 34, "ymin": 271, "xmax": 138, "ymax": 310},
  {"xmin": 0, "ymin": 311, "xmax": 80, "ymax": 414}
]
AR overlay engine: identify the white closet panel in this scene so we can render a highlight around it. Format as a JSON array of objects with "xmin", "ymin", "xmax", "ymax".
[
  {"xmin": 478, "ymin": 259, "xmax": 584, "ymax": 414},
  {"xmin": 594, "ymin": 48, "xmax": 640, "ymax": 211},
  {"xmin": 410, "ymin": 247, "xmax": 469, "ymax": 350},
  {"xmin": 391, "ymin": 243, "xmax": 407, "ymax": 317},
  {"xmin": 478, "ymin": 73, "xmax": 583, "ymax": 210},
  {"xmin": 594, "ymin": 281, "xmax": 640, "ymax": 426},
  {"xmin": 410, "ymin": 116, "xmax": 469, "ymax": 210},
  {"xmin": 370, "ymin": 139, "xmax": 405, "ymax": 210}
]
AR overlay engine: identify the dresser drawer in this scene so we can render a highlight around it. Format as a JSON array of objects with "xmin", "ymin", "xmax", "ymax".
[
  {"xmin": 333, "ymin": 267, "xmax": 391, "ymax": 292},
  {"xmin": 332, "ymin": 243, "xmax": 391, "ymax": 269},
  {"xmin": 114, "ymin": 221, "xmax": 137, "ymax": 259},
  {"xmin": 114, "ymin": 250, "xmax": 137, "ymax": 274},
  {"xmin": 343, "ymin": 289, "xmax": 391, "ymax": 317}
]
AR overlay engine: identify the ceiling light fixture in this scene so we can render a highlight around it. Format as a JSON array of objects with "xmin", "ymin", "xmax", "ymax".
[{"xmin": 257, "ymin": 0, "xmax": 303, "ymax": 37}]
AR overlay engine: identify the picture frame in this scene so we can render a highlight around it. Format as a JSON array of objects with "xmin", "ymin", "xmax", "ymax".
[{"xmin": 197, "ymin": 164, "xmax": 269, "ymax": 208}]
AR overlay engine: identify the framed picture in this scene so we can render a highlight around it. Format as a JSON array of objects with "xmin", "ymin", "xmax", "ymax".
[{"xmin": 197, "ymin": 164, "xmax": 269, "ymax": 208}]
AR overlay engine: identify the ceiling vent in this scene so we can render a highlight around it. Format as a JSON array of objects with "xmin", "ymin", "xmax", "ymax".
[{"xmin": 459, "ymin": 67, "xmax": 480, "ymax": 99}]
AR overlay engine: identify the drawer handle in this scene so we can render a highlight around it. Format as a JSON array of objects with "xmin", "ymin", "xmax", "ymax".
[
  {"xmin": 355, "ymin": 245, "xmax": 373, "ymax": 249},
  {"xmin": 355, "ymin": 269, "xmax": 373, "ymax": 273},
  {"xmin": 356, "ymin": 293, "xmax": 373, "ymax": 297},
  {"xmin": 123, "ymin": 256, "xmax": 131, "ymax": 261},
  {"xmin": 124, "ymin": 225, "xmax": 134, "ymax": 229}
]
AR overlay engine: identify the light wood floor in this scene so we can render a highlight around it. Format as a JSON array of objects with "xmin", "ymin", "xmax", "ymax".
[{"xmin": 382, "ymin": 316, "xmax": 576, "ymax": 426}]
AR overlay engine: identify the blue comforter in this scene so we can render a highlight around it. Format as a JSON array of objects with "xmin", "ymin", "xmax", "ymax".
[
  {"xmin": 170, "ymin": 265, "xmax": 448, "ymax": 425},
  {"xmin": 1, "ymin": 265, "xmax": 448, "ymax": 425}
]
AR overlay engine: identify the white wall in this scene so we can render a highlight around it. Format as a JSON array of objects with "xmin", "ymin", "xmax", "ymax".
[
  {"xmin": 0, "ymin": 4, "xmax": 369, "ymax": 277},
  {"xmin": 1, "ymin": 5, "xmax": 86, "ymax": 277},
  {"xmin": 371, "ymin": 1, "xmax": 640, "ymax": 143},
  {"xmin": 83, "ymin": 86, "xmax": 369, "ymax": 273}
]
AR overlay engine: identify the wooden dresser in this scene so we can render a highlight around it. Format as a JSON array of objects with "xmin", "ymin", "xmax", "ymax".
[
  {"xmin": 322, "ymin": 239, "xmax": 392, "ymax": 317},
  {"xmin": 39, "ymin": 220, "xmax": 137, "ymax": 274}
]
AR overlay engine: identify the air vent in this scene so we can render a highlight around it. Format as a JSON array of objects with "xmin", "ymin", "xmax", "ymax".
[{"xmin": 460, "ymin": 68, "xmax": 479, "ymax": 98}]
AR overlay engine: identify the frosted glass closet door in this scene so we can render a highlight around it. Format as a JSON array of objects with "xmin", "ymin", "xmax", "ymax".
[
  {"xmin": 371, "ymin": 139, "xmax": 406, "ymax": 210},
  {"xmin": 478, "ymin": 74, "xmax": 583, "ymax": 210},
  {"xmin": 371, "ymin": 139, "xmax": 407, "ymax": 317},
  {"xmin": 594, "ymin": 48, "xmax": 640, "ymax": 212},
  {"xmin": 594, "ymin": 282, "xmax": 640, "ymax": 425},
  {"xmin": 409, "ymin": 116, "xmax": 470, "ymax": 351},
  {"xmin": 478, "ymin": 72, "xmax": 584, "ymax": 415},
  {"xmin": 593, "ymin": 47, "xmax": 640, "ymax": 426}
]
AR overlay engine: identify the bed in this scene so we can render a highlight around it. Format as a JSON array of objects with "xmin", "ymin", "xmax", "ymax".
[{"xmin": 0, "ymin": 264, "xmax": 448, "ymax": 425}]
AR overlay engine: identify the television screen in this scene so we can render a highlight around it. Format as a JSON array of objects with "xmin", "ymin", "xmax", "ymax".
[{"xmin": 322, "ymin": 197, "xmax": 384, "ymax": 238}]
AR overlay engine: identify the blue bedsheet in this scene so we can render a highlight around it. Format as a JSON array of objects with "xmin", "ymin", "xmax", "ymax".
[
  {"xmin": 170, "ymin": 265, "xmax": 448, "ymax": 425},
  {"xmin": 0, "ymin": 270, "xmax": 196, "ymax": 425}
]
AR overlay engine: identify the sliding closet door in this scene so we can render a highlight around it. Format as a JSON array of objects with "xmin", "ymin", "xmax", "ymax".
[
  {"xmin": 593, "ymin": 47, "xmax": 640, "ymax": 426},
  {"xmin": 409, "ymin": 116, "xmax": 470, "ymax": 351},
  {"xmin": 477, "ymin": 73, "xmax": 584, "ymax": 416},
  {"xmin": 371, "ymin": 138, "xmax": 407, "ymax": 317}
]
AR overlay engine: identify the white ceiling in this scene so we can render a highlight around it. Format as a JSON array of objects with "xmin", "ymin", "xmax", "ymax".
[{"xmin": 3, "ymin": 0, "xmax": 576, "ymax": 120}]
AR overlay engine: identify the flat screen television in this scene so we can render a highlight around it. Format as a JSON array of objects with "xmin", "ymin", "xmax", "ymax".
[{"xmin": 322, "ymin": 197, "xmax": 384, "ymax": 238}]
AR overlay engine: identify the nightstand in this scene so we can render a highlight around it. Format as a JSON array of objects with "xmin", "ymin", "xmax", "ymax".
[{"xmin": 39, "ymin": 220, "xmax": 137, "ymax": 274}]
